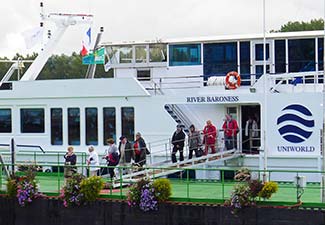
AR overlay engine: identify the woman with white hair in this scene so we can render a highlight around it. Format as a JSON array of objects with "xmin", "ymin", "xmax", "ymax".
[{"xmin": 86, "ymin": 145, "xmax": 100, "ymax": 176}]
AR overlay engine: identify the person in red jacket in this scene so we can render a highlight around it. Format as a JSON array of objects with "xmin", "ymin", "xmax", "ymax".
[
  {"xmin": 203, "ymin": 120, "xmax": 217, "ymax": 155},
  {"xmin": 222, "ymin": 114, "xmax": 239, "ymax": 150}
]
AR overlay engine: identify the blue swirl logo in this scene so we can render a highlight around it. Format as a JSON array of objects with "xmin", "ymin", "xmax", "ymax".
[{"xmin": 277, "ymin": 104, "xmax": 314, "ymax": 143}]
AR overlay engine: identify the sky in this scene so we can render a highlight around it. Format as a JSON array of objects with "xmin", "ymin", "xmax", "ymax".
[{"xmin": 1, "ymin": 0, "xmax": 324, "ymax": 58}]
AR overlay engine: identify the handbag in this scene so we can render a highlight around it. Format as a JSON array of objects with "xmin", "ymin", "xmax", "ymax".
[{"xmin": 196, "ymin": 148, "xmax": 203, "ymax": 157}]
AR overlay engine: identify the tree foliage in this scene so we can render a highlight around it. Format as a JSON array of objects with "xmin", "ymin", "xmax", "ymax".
[
  {"xmin": 0, "ymin": 52, "xmax": 113, "ymax": 81},
  {"xmin": 271, "ymin": 18, "xmax": 324, "ymax": 33}
]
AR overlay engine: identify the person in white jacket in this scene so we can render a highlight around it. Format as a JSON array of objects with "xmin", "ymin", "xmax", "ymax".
[
  {"xmin": 86, "ymin": 146, "xmax": 100, "ymax": 176},
  {"xmin": 244, "ymin": 116, "xmax": 259, "ymax": 153}
]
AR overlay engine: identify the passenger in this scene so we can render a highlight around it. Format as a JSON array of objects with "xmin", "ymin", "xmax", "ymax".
[
  {"xmin": 245, "ymin": 116, "xmax": 259, "ymax": 153},
  {"xmin": 103, "ymin": 138, "xmax": 120, "ymax": 179},
  {"xmin": 118, "ymin": 136, "xmax": 134, "ymax": 174},
  {"xmin": 133, "ymin": 132, "xmax": 147, "ymax": 167},
  {"xmin": 63, "ymin": 146, "xmax": 77, "ymax": 181},
  {"xmin": 86, "ymin": 146, "xmax": 100, "ymax": 176},
  {"xmin": 222, "ymin": 114, "xmax": 239, "ymax": 150},
  {"xmin": 171, "ymin": 125, "xmax": 186, "ymax": 163},
  {"xmin": 188, "ymin": 124, "xmax": 202, "ymax": 159},
  {"xmin": 203, "ymin": 120, "xmax": 217, "ymax": 155}
]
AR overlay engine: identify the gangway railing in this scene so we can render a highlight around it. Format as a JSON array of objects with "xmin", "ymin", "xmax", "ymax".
[{"xmin": 118, "ymin": 149, "xmax": 240, "ymax": 184}]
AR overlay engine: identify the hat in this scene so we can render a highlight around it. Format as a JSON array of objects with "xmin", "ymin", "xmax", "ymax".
[
  {"xmin": 119, "ymin": 136, "xmax": 126, "ymax": 141},
  {"xmin": 136, "ymin": 132, "xmax": 141, "ymax": 136},
  {"xmin": 176, "ymin": 124, "xmax": 182, "ymax": 128}
]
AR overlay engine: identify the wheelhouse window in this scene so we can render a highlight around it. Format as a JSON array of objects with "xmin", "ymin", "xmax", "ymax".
[
  {"xmin": 169, "ymin": 44, "xmax": 201, "ymax": 66},
  {"xmin": 203, "ymin": 42, "xmax": 237, "ymax": 77},
  {"xmin": 318, "ymin": 38, "xmax": 323, "ymax": 71},
  {"xmin": 119, "ymin": 46, "xmax": 133, "ymax": 64},
  {"xmin": 0, "ymin": 109, "xmax": 11, "ymax": 133},
  {"xmin": 135, "ymin": 46, "xmax": 148, "ymax": 63},
  {"xmin": 68, "ymin": 108, "xmax": 80, "ymax": 145},
  {"xmin": 240, "ymin": 42, "xmax": 251, "ymax": 85},
  {"xmin": 103, "ymin": 107, "xmax": 116, "ymax": 145},
  {"xmin": 289, "ymin": 39, "xmax": 315, "ymax": 72},
  {"xmin": 86, "ymin": 108, "xmax": 98, "ymax": 145},
  {"xmin": 20, "ymin": 108, "xmax": 44, "ymax": 133},
  {"xmin": 255, "ymin": 43, "xmax": 269, "ymax": 61},
  {"xmin": 121, "ymin": 107, "xmax": 134, "ymax": 141},
  {"xmin": 275, "ymin": 40, "xmax": 286, "ymax": 73},
  {"xmin": 51, "ymin": 108, "xmax": 63, "ymax": 145},
  {"xmin": 106, "ymin": 46, "xmax": 119, "ymax": 64},
  {"xmin": 149, "ymin": 44, "xmax": 167, "ymax": 62}
]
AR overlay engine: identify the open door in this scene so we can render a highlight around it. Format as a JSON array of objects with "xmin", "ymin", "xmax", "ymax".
[{"xmin": 241, "ymin": 105, "xmax": 261, "ymax": 154}]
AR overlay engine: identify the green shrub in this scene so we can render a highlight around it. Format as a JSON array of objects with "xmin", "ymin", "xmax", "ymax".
[
  {"xmin": 6, "ymin": 178, "xmax": 17, "ymax": 198},
  {"xmin": 258, "ymin": 181, "xmax": 278, "ymax": 199},
  {"xmin": 153, "ymin": 178, "xmax": 172, "ymax": 202},
  {"xmin": 80, "ymin": 176, "xmax": 104, "ymax": 202}
]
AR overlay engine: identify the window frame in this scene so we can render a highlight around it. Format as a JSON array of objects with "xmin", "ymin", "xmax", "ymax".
[{"xmin": 20, "ymin": 108, "xmax": 45, "ymax": 134}]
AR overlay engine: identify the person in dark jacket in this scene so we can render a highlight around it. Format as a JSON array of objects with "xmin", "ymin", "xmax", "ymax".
[
  {"xmin": 133, "ymin": 132, "xmax": 147, "ymax": 167},
  {"xmin": 188, "ymin": 124, "xmax": 202, "ymax": 159},
  {"xmin": 171, "ymin": 125, "xmax": 186, "ymax": 163},
  {"xmin": 63, "ymin": 146, "xmax": 77, "ymax": 181},
  {"xmin": 118, "ymin": 136, "xmax": 134, "ymax": 174}
]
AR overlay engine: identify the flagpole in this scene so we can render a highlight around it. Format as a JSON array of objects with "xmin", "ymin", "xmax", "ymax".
[
  {"xmin": 262, "ymin": 0, "xmax": 268, "ymax": 182},
  {"xmin": 321, "ymin": 0, "xmax": 325, "ymax": 203}
]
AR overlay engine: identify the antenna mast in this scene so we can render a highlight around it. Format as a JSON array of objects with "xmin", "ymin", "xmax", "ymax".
[{"xmin": 20, "ymin": 2, "xmax": 93, "ymax": 81}]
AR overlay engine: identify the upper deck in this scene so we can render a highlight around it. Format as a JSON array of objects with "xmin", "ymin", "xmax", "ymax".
[{"xmin": 99, "ymin": 30, "xmax": 325, "ymax": 93}]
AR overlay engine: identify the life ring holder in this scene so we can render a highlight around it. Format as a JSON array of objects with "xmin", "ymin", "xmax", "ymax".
[{"xmin": 225, "ymin": 71, "xmax": 241, "ymax": 89}]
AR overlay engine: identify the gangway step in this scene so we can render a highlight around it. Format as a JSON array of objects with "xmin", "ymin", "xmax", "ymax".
[{"xmin": 107, "ymin": 149, "xmax": 241, "ymax": 188}]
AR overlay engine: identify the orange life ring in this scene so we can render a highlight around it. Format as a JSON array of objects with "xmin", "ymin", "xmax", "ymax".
[{"xmin": 225, "ymin": 71, "xmax": 241, "ymax": 89}]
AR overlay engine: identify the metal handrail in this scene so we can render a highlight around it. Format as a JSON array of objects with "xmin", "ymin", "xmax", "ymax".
[{"xmin": 1, "ymin": 161, "xmax": 325, "ymax": 204}]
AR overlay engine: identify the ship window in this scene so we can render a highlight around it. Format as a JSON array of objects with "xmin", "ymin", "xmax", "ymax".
[
  {"xmin": 240, "ymin": 42, "xmax": 251, "ymax": 85},
  {"xmin": 68, "ymin": 108, "xmax": 80, "ymax": 145},
  {"xmin": 288, "ymin": 39, "xmax": 315, "ymax": 72},
  {"xmin": 86, "ymin": 108, "xmax": 98, "ymax": 145},
  {"xmin": 149, "ymin": 44, "xmax": 167, "ymax": 62},
  {"xmin": 51, "ymin": 108, "xmax": 63, "ymax": 145},
  {"xmin": 275, "ymin": 40, "xmax": 286, "ymax": 73},
  {"xmin": 20, "ymin": 108, "xmax": 44, "ymax": 133},
  {"xmin": 137, "ymin": 69, "xmax": 151, "ymax": 81},
  {"xmin": 121, "ymin": 107, "xmax": 134, "ymax": 141},
  {"xmin": 203, "ymin": 42, "xmax": 237, "ymax": 77},
  {"xmin": 119, "ymin": 46, "xmax": 133, "ymax": 64},
  {"xmin": 169, "ymin": 44, "xmax": 201, "ymax": 66},
  {"xmin": 135, "ymin": 46, "xmax": 148, "ymax": 63},
  {"xmin": 103, "ymin": 107, "xmax": 116, "ymax": 145},
  {"xmin": 318, "ymin": 38, "xmax": 323, "ymax": 71},
  {"xmin": 0, "ymin": 109, "xmax": 11, "ymax": 133},
  {"xmin": 255, "ymin": 43, "xmax": 269, "ymax": 61},
  {"xmin": 106, "ymin": 46, "xmax": 119, "ymax": 64}
]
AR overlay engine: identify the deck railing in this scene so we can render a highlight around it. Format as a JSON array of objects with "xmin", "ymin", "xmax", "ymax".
[{"xmin": 0, "ymin": 161, "xmax": 324, "ymax": 207}]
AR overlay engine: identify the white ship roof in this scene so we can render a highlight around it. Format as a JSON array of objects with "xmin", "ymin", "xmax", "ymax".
[{"xmin": 101, "ymin": 30, "xmax": 325, "ymax": 46}]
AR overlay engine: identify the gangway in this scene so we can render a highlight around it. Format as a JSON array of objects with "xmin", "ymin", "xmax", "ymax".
[{"xmin": 108, "ymin": 148, "xmax": 241, "ymax": 188}]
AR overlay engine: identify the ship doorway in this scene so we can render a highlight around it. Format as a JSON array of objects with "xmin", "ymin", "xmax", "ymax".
[{"xmin": 241, "ymin": 105, "xmax": 261, "ymax": 154}]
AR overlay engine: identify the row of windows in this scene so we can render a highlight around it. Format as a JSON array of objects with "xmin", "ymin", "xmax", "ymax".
[
  {"xmin": 0, "ymin": 107, "xmax": 135, "ymax": 146},
  {"xmin": 167, "ymin": 38, "xmax": 324, "ymax": 78},
  {"xmin": 106, "ymin": 44, "xmax": 167, "ymax": 64}
]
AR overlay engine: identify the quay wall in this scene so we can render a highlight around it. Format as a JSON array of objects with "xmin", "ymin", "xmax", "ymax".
[{"xmin": 0, "ymin": 197, "xmax": 324, "ymax": 225}]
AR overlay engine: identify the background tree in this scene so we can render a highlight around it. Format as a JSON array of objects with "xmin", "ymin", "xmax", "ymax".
[
  {"xmin": 0, "ymin": 52, "xmax": 113, "ymax": 80},
  {"xmin": 271, "ymin": 18, "xmax": 324, "ymax": 32}
]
